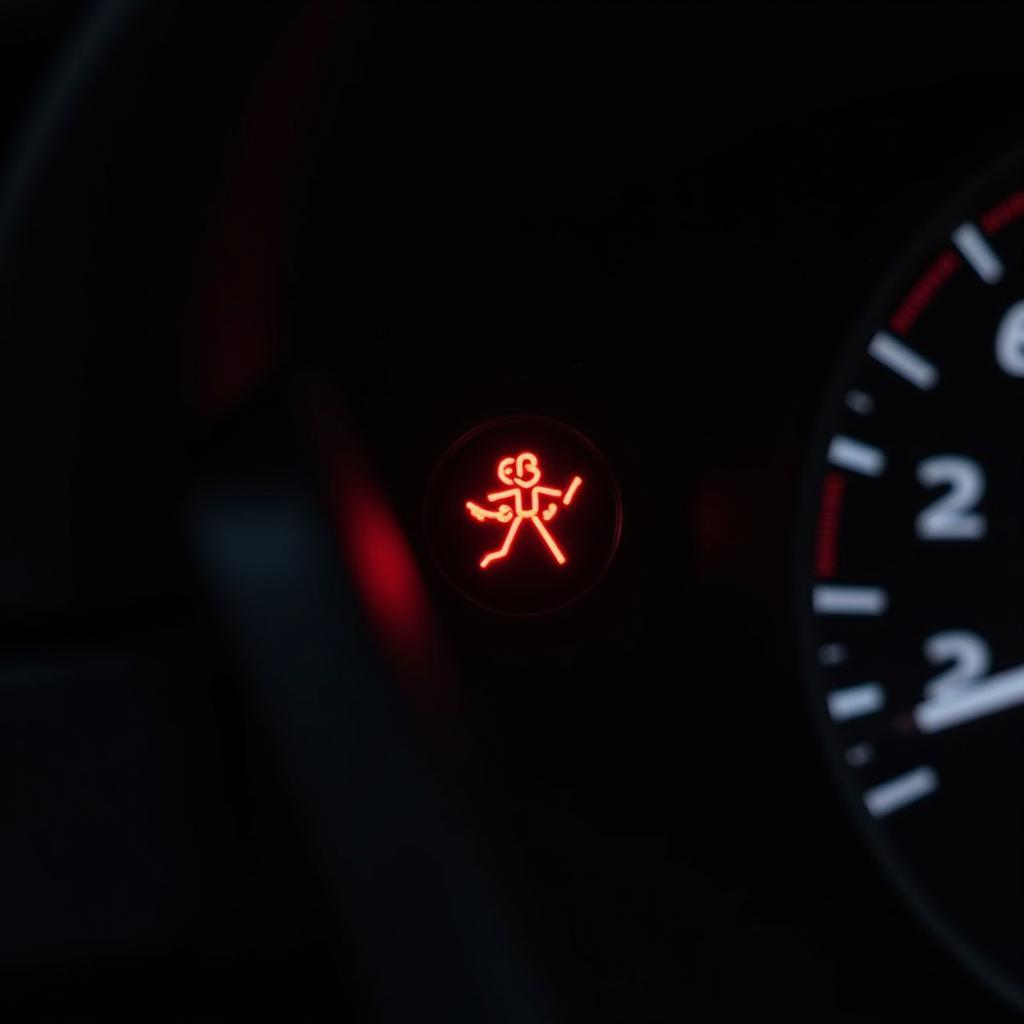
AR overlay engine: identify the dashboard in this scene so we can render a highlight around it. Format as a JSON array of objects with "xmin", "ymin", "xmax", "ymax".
[{"xmin": 1, "ymin": 4, "xmax": 1023, "ymax": 1021}]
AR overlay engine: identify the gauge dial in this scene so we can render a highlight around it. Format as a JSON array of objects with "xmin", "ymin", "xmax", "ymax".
[{"xmin": 799, "ymin": 149, "xmax": 1024, "ymax": 1007}]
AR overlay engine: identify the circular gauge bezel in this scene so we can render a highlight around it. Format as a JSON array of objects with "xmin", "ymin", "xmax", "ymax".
[{"xmin": 795, "ymin": 143, "xmax": 1024, "ymax": 1011}]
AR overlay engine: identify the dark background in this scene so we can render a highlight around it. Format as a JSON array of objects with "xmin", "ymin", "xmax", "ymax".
[{"xmin": 0, "ymin": 4, "xmax": 1020, "ymax": 1021}]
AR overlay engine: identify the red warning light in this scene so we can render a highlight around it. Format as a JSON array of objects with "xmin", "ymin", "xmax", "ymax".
[
  {"xmin": 466, "ymin": 452, "xmax": 583, "ymax": 568},
  {"xmin": 426, "ymin": 417, "xmax": 621, "ymax": 614}
]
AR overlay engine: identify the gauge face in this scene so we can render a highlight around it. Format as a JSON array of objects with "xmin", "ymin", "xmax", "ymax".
[
  {"xmin": 425, "ymin": 415, "xmax": 621, "ymax": 615},
  {"xmin": 799, "ymin": 150, "xmax": 1024, "ymax": 1006}
]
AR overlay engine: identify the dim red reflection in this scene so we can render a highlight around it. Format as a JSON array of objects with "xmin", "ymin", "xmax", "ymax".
[
  {"xmin": 306, "ymin": 390, "xmax": 451, "ymax": 714},
  {"xmin": 465, "ymin": 452, "xmax": 583, "ymax": 568},
  {"xmin": 198, "ymin": 5, "xmax": 341, "ymax": 418}
]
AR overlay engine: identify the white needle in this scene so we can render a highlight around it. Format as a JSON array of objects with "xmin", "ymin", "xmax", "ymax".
[{"xmin": 914, "ymin": 664, "xmax": 1024, "ymax": 733}]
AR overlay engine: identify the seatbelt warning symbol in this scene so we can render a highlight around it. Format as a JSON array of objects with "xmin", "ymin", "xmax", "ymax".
[{"xmin": 465, "ymin": 452, "xmax": 583, "ymax": 569}]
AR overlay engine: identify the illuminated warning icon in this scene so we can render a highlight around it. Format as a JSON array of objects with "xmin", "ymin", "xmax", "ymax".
[
  {"xmin": 465, "ymin": 451, "xmax": 583, "ymax": 569},
  {"xmin": 426, "ymin": 415, "xmax": 620, "ymax": 614}
]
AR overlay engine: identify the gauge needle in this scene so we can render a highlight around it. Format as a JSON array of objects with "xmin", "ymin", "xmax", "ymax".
[{"xmin": 914, "ymin": 664, "xmax": 1024, "ymax": 733}]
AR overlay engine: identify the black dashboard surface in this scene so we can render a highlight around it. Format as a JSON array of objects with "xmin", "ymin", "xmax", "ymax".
[{"xmin": 0, "ymin": 5, "xmax": 1021, "ymax": 1021}]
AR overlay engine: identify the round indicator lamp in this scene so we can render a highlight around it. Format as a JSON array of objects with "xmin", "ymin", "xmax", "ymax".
[{"xmin": 426, "ymin": 415, "xmax": 622, "ymax": 615}]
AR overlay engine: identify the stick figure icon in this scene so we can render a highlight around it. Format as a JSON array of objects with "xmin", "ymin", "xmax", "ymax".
[{"xmin": 465, "ymin": 451, "xmax": 583, "ymax": 569}]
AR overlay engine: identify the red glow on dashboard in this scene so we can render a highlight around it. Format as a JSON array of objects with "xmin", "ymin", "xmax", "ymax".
[
  {"xmin": 342, "ymin": 483, "xmax": 436, "ymax": 656},
  {"xmin": 307, "ymin": 392, "xmax": 451, "ymax": 713},
  {"xmin": 465, "ymin": 453, "xmax": 583, "ymax": 569},
  {"xmin": 199, "ymin": 4, "xmax": 340, "ymax": 418},
  {"xmin": 815, "ymin": 471, "xmax": 847, "ymax": 579},
  {"xmin": 330, "ymin": 461, "xmax": 451, "ymax": 712}
]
